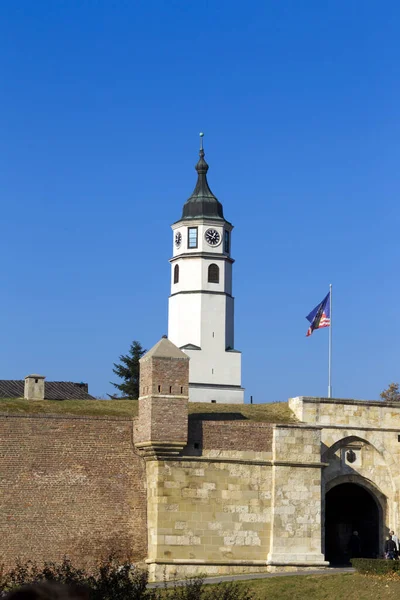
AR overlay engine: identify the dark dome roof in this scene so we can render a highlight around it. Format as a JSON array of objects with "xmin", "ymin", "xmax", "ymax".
[{"xmin": 181, "ymin": 149, "xmax": 225, "ymax": 220}]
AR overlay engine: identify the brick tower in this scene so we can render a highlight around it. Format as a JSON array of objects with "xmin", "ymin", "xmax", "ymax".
[{"xmin": 135, "ymin": 336, "xmax": 189, "ymax": 458}]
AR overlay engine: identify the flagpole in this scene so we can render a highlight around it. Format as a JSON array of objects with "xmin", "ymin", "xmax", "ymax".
[{"xmin": 328, "ymin": 283, "xmax": 332, "ymax": 398}]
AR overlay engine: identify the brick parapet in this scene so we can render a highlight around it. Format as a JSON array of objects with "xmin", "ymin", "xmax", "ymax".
[
  {"xmin": 188, "ymin": 420, "xmax": 273, "ymax": 453},
  {"xmin": 140, "ymin": 356, "xmax": 189, "ymax": 398}
]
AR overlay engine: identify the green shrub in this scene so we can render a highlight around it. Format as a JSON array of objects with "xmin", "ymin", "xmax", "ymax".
[
  {"xmin": 0, "ymin": 559, "xmax": 254, "ymax": 600},
  {"xmin": 163, "ymin": 576, "xmax": 205, "ymax": 600},
  {"xmin": 0, "ymin": 557, "xmax": 159, "ymax": 600},
  {"xmin": 351, "ymin": 558, "xmax": 400, "ymax": 575}
]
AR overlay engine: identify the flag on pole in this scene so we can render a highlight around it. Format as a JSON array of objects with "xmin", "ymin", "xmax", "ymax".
[{"xmin": 306, "ymin": 292, "xmax": 331, "ymax": 337}]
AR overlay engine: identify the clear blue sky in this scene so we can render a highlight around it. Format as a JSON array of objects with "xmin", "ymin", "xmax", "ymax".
[{"xmin": 1, "ymin": 1, "xmax": 399, "ymax": 401}]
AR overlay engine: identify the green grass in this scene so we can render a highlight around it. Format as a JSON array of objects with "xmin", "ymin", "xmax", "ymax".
[
  {"xmin": 0, "ymin": 398, "xmax": 139, "ymax": 417},
  {"xmin": 188, "ymin": 401, "xmax": 297, "ymax": 423},
  {"xmin": 228, "ymin": 573, "xmax": 400, "ymax": 600},
  {"xmin": 0, "ymin": 398, "xmax": 296, "ymax": 422}
]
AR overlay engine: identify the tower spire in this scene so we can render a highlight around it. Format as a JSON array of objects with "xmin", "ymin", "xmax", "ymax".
[{"xmin": 180, "ymin": 133, "xmax": 225, "ymax": 220}]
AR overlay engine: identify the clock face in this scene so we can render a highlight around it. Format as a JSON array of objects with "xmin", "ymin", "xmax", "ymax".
[
  {"xmin": 205, "ymin": 228, "xmax": 221, "ymax": 246},
  {"xmin": 175, "ymin": 231, "xmax": 182, "ymax": 247}
]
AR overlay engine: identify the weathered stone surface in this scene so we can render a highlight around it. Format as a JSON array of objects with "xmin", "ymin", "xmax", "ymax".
[{"xmin": 4, "ymin": 383, "xmax": 400, "ymax": 580}]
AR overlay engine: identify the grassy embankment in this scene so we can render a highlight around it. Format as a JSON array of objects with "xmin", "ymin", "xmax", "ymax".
[
  {"xmin": 221, "ymin": 573, "xmax": 400, "ymax": 600},
  {"xmin": 0, "ymin": 398, "xmax": 296, "ymax": 422}
]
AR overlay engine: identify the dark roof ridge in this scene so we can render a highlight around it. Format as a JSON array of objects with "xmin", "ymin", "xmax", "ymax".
[{"xmin": 0, "ymin": 379, "xmax": 94, "ymax": 400}]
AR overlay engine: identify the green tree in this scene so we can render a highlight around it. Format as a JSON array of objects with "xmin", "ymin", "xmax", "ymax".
[
  {"xmin": 111, "ymin": 340, "xmax": 146, "ymax": 399},
  {"xmin": 380, "ymin": 382, "xmax": 400, "ymax": 402}
]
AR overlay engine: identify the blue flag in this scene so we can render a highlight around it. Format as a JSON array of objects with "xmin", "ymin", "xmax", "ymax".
[{"xmin": 306, "ymin": 292, "xmax": 331, "ymax": 337}]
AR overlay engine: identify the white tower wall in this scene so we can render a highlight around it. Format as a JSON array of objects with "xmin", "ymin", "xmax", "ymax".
[{"xmin": 167, "ymin": 147, "xmax": 244, "ymax": 404}]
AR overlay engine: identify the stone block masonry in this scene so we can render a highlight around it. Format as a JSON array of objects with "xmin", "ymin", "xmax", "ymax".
[
  {"xmin": 267, "ymin": 425, "xmax": 327, "ymax": 566},
  {"xmin": 4, "ymin": 350, "xmax": 400, "ymax": 581},
  {"xmin": 0, "ymin": 414, "xmax": 147, "ymax": 569},
  {"xmin": 145, "ymin": 422, "xmax": 328, "ymax": 581},
  {"xmin": 145, "ymin": 455, "xmax": 274, "ymax": 581}
]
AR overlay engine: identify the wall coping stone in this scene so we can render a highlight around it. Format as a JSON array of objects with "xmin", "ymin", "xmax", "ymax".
[
  {"xmin": 274, "ymin": 460, "xmax": 329, "ymax": 468},
  {"xmin": 272, "ymin": 422, "xmax": 400, "ymax": 433},
  {"xmin": 151, "ymin": 455, "xmax": 328, "ymax": 467},
  {"xmin": 319, "ymin": 424, "xmax": 400, "ymax": 432},
  {"xmin": 274, "ymin": 423, "xmax": 323, "ymax": 430},
  {"xmin": 195, "ymin": 420, "xmax": 274, "ymax": 428},
  {"xmin": 0, "ymin": 412, "xmax": 133, "ymax": 422},
  {"xmin": 294, "ymin": 396, "xmax": 399, "ymax": 408}
]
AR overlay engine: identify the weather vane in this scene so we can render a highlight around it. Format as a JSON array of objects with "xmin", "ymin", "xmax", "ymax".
[{"xmin": 199, "ymin": 132, "xmax": 204, "ymax": 150}]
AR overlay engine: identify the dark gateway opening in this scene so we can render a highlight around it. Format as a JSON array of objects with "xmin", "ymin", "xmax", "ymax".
[{"xmin": 325, "ymin": 482, "xmax": 380, "ymax": 564}]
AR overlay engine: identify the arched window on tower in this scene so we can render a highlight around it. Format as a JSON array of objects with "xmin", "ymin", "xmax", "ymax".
[
  {"xmin": 174, "ymin": 264, "xmax": 179, "ymax": 284},
  {"xmin": 208, "ymin": 263, "xmax": 219, "ymax": 284}
]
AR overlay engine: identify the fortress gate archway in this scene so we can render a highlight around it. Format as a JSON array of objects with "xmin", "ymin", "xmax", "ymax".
[{"xmin": 325, "ymin": 481, "xmax": 383, "ymax": 564}]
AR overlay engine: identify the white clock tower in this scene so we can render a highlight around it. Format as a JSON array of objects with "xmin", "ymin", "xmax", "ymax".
[{"xmin": 168, "ymin": 136, "xmax": 244, "ymax": 404}]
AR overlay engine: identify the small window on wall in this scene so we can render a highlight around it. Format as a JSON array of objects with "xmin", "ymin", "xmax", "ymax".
[
  {"xmin": 174, "ymin": 264, "xmax": 179, "ymax": 284},
  {"xmin": 208, "ymin": 263, "xmax": 219, "ymax": 283},
  {"xmin": 224, "ymin": 230, "xmax": 230, "ymax": 253},
  {"xmin": 188, "ymin": 227, "xmax": 198, "ymax": 248}
]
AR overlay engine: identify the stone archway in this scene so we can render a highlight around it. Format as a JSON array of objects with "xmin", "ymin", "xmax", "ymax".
[{"xmin": 325, "ymin": 481, "xmax": 382, "ymax": 564}]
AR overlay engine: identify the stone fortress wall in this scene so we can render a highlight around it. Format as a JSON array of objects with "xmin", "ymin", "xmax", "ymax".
[
  {"xmin": 0, "ymin": 414, "xmax": 148, "ymax": 568},
  {"xmin": 290, "ymin": 396, "xmax": 400, "ymax": 556},
  {"xmin": 134, "ymin": 338, "xmax": 328, "ymax": 581},
  {"xmin": 136, "ymin": 339, "xmax": 400, "ymax": 580},
  {"xmin": 1, "ymin": 338, "xmax": 400, "ymax": 580}
]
